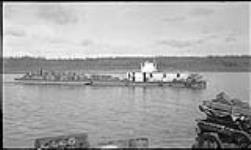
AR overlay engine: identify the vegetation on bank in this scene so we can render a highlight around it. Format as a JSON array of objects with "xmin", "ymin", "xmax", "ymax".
[{"xmin": 2, "ymin": 55, "xmax": 251, "ymax": 74}]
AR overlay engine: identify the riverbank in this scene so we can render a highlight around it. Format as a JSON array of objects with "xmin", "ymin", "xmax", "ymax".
[{"xmin": 3, "ymin": 56, "xmax": 251, "ymax": 74}]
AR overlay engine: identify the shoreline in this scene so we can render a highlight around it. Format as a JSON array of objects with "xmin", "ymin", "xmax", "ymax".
[{"xmin": 3, "ymin": 70, "xmax": 251, "ymax": 75}]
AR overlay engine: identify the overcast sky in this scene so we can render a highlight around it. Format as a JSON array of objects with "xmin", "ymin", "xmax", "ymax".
[{"xmin": 3, "ymin": 2, "xmax": 250, "ymax": 58}]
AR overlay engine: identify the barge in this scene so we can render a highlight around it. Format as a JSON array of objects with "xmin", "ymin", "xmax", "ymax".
[
  {"xmin": 14, "ymin": 79, "xmax": 91, "ymax": 85},
  {"xmin": 14, "ymin": 69, "xmax": 92, "ymax": 85}
]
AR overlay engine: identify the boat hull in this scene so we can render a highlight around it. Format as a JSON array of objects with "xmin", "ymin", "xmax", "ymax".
[
  {"xmin": 90, "ymin": 80, "xmax": 206, "ymax": 89},
  {"xmin": 13, "ymin": 79, "xmax": 206, "ymax": 89},
  {"xmin": 89, "ymin": 79, "xmax": 175, "ymax": 86},
  {"xmin": 14, "ymin": 79, "xmax": 91, "ymax": 85},
  {"xmin": 91, "ymin": 80, "xmax": 180, "ymax": 87}
]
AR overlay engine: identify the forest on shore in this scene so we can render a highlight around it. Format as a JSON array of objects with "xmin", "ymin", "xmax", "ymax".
[{"xmin": 2, "ymin": 55, "xmax": 251, "ymax": 74}]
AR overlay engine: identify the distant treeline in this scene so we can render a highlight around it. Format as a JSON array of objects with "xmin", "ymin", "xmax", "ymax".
[{"xmin": 2, "ymin": 55, "xmax": 251, "ymax": 74}]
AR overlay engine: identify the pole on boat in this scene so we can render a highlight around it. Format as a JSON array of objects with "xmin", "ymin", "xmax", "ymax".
[{"xmin": 40, "ymin": 67, "xmax": 43, "ymax": 76}]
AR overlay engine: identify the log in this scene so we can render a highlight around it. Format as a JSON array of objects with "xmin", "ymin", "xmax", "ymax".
[{"xmin": 34, "ymin": 133, "xmax": 89, "ymax": 149}]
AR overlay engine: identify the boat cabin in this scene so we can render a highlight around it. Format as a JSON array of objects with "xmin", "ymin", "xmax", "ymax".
[
  {"xmin": 126, "ymin": 61, "xmax": 188, "ymax": 82},
  {"xmin": 140, "ymin": 61, "xmax": 158, "ymax": 73}
]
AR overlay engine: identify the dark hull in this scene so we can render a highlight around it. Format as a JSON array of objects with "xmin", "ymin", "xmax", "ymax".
[
  {"xmin": 90, "ymin": 80, "xmax": 206, "ymax": 89},
  {"xmin": 14, "ymin": 78, "xmax": 206, "ymax": 89},
  {"xmin": 14, "ymin": 79, "xmax": 91, "ymax": 85},
  {"xmin": 90, "ymin": 80, "xmax": 172, "ymax": 86}
]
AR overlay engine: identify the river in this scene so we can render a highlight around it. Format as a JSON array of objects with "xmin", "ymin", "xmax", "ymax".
[{"xmin": 3, "ymin": 72, "xmax": 251, "ymax": 148}]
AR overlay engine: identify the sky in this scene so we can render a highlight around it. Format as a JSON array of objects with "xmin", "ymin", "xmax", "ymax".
[{"xmin": 3, "ymin": 2, "xmax": 250, "ymax": 58}]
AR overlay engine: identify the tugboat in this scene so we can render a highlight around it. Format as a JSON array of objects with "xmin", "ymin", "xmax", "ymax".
[
  {"xmin": 123, "ymin": 61, "xmax": 206, "ymax": 88},
  {"xmin": 14, "ymin": 61, "xmax": 206, "ymax": 89},
  {"xmin": 88, "ymin": 60, "xmax": 206, "ymax": 88},
  {"xmin": 192, "ymin": 92, "xmax": 251, "ymax": 148}
]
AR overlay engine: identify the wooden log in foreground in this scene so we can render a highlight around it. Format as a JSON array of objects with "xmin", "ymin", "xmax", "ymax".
[
  {"xmin": 97, "ymin": 137, "xmax": 149, "ymax": 148},
  {"xmin": 34, "ymin": 133, "xmax": 89, "ymax": 149},
  {"xmin": 34, "ymin": 133, "xmax": 149, "ymax": 148}
]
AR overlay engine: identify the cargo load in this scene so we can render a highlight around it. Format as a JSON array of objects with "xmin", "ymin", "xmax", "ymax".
[
  {"xmin": 193, "ymin": 92, "xmax": 251, "ymax": 148},
  {"xmin": 199, "ymin": 92, "xmax": 251, "ymax": 121}
]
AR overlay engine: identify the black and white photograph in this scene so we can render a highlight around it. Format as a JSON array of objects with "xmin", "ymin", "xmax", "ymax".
[{"xmin": 2, "ymin": 1, "xmax": 251, "ymax": 148}]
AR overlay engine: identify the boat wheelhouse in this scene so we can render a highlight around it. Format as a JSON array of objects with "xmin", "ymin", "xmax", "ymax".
[{"xmin": 126, "ymin": 61, "xmax": 189, "ymax": 83}]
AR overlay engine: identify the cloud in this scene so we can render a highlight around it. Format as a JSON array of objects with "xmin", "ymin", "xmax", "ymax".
[
  {"xmin": 224, "ymin": 32, "xmax": 238, "ymax": 43},
  {"xmin": 4, "ymin": 27, "xmax": 26, "ymax": 37},
  {"xmin": 163, "ymin": 16, "xmax": 186, "ymax": 22},
  {"xmin": 225, "ymin": 36, "xmax": 236, "ymax": 42},
  {"xmin": 158, "ymin": 40, "xmax": 192, "ymax": 48},
  {"xmin": 190, "ymin": 7, "xmax": 214, "ymax": 16},
  {"xmin": 37, "ymin": 4, "xmax": 79, "ymax": 25},
  {"xmin": 27, "ymin": 25, "xmax": 55, "ymax": 40},
  {"xmin": 157, "ymin": 38, "xmax": 205, "ymax": 48},
  {"xmin": 81, "ymin": 39, "xmax": 94, "ymax": 47},
  {"xmin": 157, "ymin": 29, "xmax": 239, "ymax": 49},
  {"xmin": 3, "ymin": 4, "xmax": 13, "ymax": 19},
  {"xmin": 203, "ymin": 31, "xmax": 238, "ymax": 43}
]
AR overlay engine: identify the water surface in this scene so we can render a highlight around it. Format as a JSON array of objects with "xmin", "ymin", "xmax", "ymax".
[{"xmin": 3, "ymin": 72, "xmax": 251, "ymax": 148}]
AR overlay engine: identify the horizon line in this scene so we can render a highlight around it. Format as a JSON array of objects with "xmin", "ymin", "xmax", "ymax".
[{"xmin": 3, "ymin": 54, "xmax": 251, "ymax": 60}]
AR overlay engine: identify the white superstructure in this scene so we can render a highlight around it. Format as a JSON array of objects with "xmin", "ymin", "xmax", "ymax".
[
  {"xmin": 126, "ymin": 61, "xmax": 189, "ymax": 82},
  {"xmin": 140, "ymin": 61, "xmax": 158, "ymax": 73}
]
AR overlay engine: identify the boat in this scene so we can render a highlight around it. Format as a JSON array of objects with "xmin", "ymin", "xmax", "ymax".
[
  {"xmin": 89, "ymin": 61, "xmax": 207, "ymax": 89},
  {"xmin": 15, "ymin": 61, "xmax": 206, "ymax": 88}
]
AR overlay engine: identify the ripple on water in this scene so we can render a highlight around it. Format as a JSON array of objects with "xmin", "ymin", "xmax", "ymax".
[{"xmin": 3, "ymin": 72, "xmax": 251, "ymax": 148}]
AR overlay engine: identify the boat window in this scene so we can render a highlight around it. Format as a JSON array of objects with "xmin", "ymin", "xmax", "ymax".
[{"xmin": 177, "ymin": 73, "xmax": 180, "ymax": 78}]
